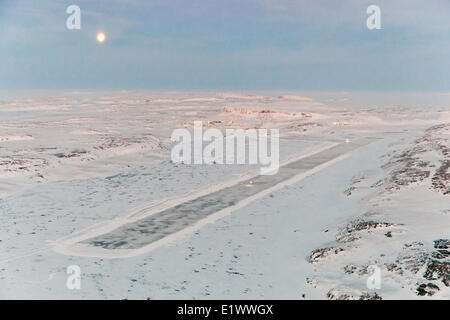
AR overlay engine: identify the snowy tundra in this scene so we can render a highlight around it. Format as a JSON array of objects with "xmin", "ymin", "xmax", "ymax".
[{"xmin": 0, "ymin": 91, "xmax": 448, "ymax": 299}]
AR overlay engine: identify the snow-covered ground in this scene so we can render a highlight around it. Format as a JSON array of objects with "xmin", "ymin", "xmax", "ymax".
[{"xmin": 0, "ymin": 91, "xmax": 448, "ymax": 299}]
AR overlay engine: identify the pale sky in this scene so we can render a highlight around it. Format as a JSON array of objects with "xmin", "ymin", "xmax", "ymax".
[{"xmin": 0, "ymin": 0, "xmax": 449, "ymax": 90}]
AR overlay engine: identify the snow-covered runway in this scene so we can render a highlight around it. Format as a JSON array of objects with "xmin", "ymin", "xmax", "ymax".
[{"xmin": 54, "ymin": 138, "xmax": 375, "ymax": 258}]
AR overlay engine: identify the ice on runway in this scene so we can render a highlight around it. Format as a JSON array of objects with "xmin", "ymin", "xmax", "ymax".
[{"xmin": 68, "ymin": 138, "xmax": 376, "ymax": 254}]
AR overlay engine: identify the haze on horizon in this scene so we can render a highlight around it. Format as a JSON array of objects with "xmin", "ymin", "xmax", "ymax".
[{"xmin": 0, "ymin": 0, "xmax": 449, "ymax": 91}]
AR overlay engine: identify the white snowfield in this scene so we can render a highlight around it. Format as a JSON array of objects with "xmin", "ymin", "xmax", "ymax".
[{"xmin": 0, "ymin": 91, "xmax": 448, "ymax": 299}]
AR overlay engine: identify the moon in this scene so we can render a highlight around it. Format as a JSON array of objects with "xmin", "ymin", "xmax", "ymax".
[{"xmin": 96, "ymin": 32, "xmax": 106, "ymax": 43}]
